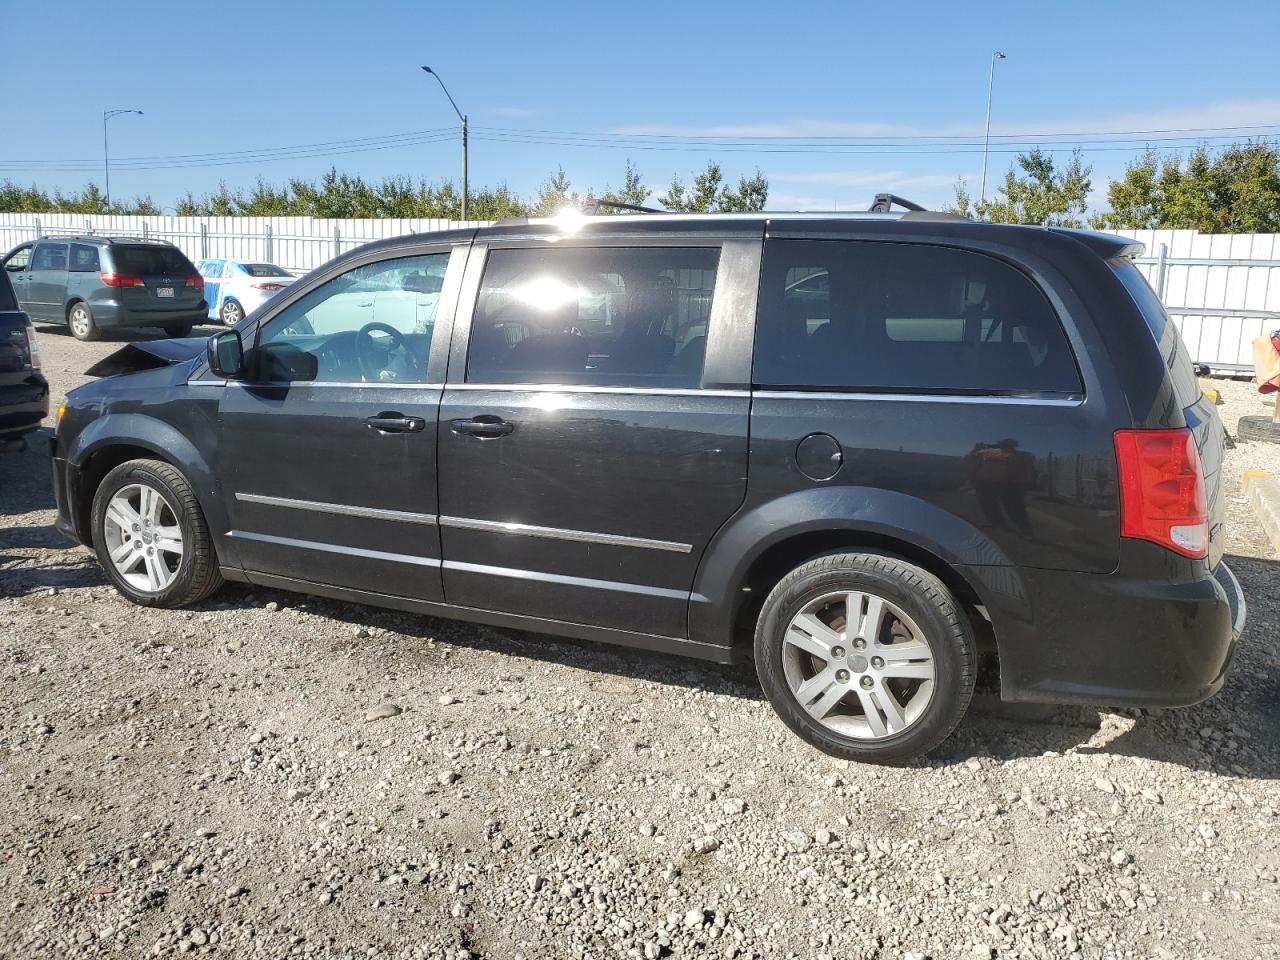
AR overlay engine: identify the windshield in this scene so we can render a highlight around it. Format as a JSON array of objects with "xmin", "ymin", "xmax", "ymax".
[
  {"xmin": 244, "ymin": 263, "xmax": 291, "ymax": 277},
  {"xmin": 112, "ymin": 246, "xmax": 196, "ymax": 276}
]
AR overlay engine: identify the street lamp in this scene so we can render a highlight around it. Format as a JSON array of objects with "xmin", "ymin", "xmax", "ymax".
[
  {"xmin": 103, "ymin": 108, "xmax": 143, "ymax": 209},
  {"xmin": 420, "ymin": 66, "xmax": 468, "ymax": 221},
  {"xmin": 978, "ymin": 51, "xmax": 1006, "ymax": 210}
]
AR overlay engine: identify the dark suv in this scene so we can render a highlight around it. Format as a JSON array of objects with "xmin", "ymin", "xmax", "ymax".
[
  {"xmin": 0, "ymin": 266, "xmax": 48, "ymax": 451},
  {"xmin": 48, "ymin": 208, "xmax": 1246, "ymax": 763},
  {"xmin": 3, "ymin": 237, "xmax": 206, "ymax": 341}
]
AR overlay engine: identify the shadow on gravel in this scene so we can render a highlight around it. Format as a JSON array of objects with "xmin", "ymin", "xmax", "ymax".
[{"xmin": 34, "ymin": 322, "xmax": 221, "ymax": 342}]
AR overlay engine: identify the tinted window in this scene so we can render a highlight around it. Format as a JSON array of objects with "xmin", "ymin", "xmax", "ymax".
[
  {"xmin": 4, "ymin": 246, "xmax": 32, "ymax": 272},
  {"xmin": 755, "ymin": 240, "xmax": 1082, "ymax": 396},
  {"xmin": 0, "ymin": 268, "xmax": 15, "ymax": 311},
  {"xmin": 31, "ymin": 243, "xmax": 68, "ymax": 271},
  {"xmin": 69, "ymin": 243, "xmax": 100, "ymax": 272},
  {"xmin": 257, "ymin": 253, "xmax": 448, "ymax": 383},
  {"xmin": 1112, "ymin": 260, "xmax": 1200, "ymax": 406},
  {"xmin": 111, "ymin": 245, "xmax": 195, "ymax": 276},
  {"xmin": 244, "ymin": 263, "xmax": 290, "ymax": 277},
  {"xmin": 467, "ymin": 246, "xmax": 718, "ymax": 387}
]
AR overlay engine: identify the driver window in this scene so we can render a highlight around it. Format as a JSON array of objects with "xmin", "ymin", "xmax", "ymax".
[{"xmin": 257, "ymin": 253, "xmax": 448, "ymax": 383}]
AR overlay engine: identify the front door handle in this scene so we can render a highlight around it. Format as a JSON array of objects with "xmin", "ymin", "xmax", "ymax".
[
  {"xmin": 450, "ymin": 416, "xmax": 514, "ymax": 438},
  {"xmin": 365, "ymin": 413, "xmax": 426, "ymax": 434}
]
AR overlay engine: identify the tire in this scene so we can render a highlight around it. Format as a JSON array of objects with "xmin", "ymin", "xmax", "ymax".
[
  {"xmin": 754, "ymin": 552, "xmax": 976, "ymax": 765},
  {"xmin": 91, "ymin": 458, "xmax": 223, "ymax": 608},
  {"xmin": 1237, "ymin": 415, "xmax": 1280, "ymax": 444},
  {"xmin": 163, "ymin": 323, "xmax": 194, "ymax": 338},
  {"xmin": 67, "ymin": 301, "xmax": 101, "ymax": 341},
  {"xmin": 219, "ymin": 299, "xmax": 244, "ymax": 326}
]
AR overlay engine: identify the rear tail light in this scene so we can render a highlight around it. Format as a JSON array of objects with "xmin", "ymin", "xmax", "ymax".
[
  {"xmin": 100, "ymin": 272, "xmax": 145, "ymax": 288},
  {"xmin": 1114, "ymin": 428, "xmax": 1208, "ymax": 558},
  {"xmin": 25, "ymin": 326, "xmax": 41, "ymax": 371},
  {"xmin": 185, "ymin": 274, "xmax": 204, "ymax": 289},
  {"xmin": 250, "ymin": 282, "xmax": 285, "ymax": 291}
]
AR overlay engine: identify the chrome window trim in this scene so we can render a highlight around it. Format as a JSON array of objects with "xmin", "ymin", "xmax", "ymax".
[
  {"xmin": 188, "ymin": 380, "xmax": 444, "ymax": 390},
  {"xmin": 442, "ymin": 559, "xmax": 691, "ymax": 600},
  {"xmin": 235, "ymin": 492, "xmax": 438, "ymax": 525},
  {"xmin": 446, "ymin": 383, "xmax": 749, "ymax": 399},
  {"xmin": 439, "ymin": 515, "xmax": 693, "ymax": 554},
  {"xmin": 752, "ymin": 390, "xmax": 1084, "ymax": 407},
  {"xmin": 227, "ymin": 531, "xmax": 441, "ymax": 567}
]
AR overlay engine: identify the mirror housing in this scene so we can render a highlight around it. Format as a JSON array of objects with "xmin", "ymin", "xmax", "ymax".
[{"xmin": 207, "ymin": 330, "xmax": 245, "ymax": 379}]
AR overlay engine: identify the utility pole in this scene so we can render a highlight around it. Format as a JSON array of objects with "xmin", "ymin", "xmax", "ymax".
[
  {"xmin": 421, "ymin": 66, "xmax": 468, "ymax": 221},
  {"xmin": 979, "ymin": 51, "xmax": 1006, "ymax": 209},
  {"xmin": 103, "ymin": 108, "xmax": 143, "ymax": 209}
]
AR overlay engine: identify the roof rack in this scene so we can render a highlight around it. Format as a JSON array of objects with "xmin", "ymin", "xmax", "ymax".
[
  {"xmin": 581, "ymin": 199, "xmax": 664, "ymax": 215},
  {"xmin": 867, "ymin": 193, "xmax": 928, "ymax": 213},
  {"xmin": 36, "ymin": 234, "xmax": 173, "ymax": 245}
]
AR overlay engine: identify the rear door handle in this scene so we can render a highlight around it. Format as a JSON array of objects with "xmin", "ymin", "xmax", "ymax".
[
  {"xmin": 450, "ymin": 416, "xmax": 514, "ymax": 438},
  {"xmin": 365, "ymin": 413, "xmax": 426, "ymax": 434}
]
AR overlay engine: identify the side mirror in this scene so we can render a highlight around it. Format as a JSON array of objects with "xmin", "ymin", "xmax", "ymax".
[{"xmin": 207, "ymin": 330, "xmax": 245, "ymax": 379}]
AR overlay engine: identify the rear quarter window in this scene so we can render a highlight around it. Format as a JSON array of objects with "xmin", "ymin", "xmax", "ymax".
[
  {"xmin": 1111, "ymin": 260, "xmax": 1201, "ymax": 406},
  {"xmin": 754, "ymin": 239, "xmax": 1083, "ymax": 396}
]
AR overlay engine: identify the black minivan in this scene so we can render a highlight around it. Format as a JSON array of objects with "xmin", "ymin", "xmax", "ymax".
[{"xmin": 48, "ymin": 208, "xmax": 1246, "ymax": 763}]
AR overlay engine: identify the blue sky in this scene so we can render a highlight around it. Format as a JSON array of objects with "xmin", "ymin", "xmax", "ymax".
[{"xmin": 3, "ymin": 0, "xmax": 1278, "ymax": 213}]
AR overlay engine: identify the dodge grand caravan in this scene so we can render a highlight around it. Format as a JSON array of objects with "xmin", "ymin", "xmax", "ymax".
[{"xmin": 47, "ymin": 204, "xmax": 1246, "ymax": 763}]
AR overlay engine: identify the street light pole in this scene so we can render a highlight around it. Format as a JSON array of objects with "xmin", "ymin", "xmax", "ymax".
[
  {"xmin": 103, "ymin": 108, "xmax": 143, "ymax": 209},
  {"xmin": 420, "ymin": 66, "xmax": 468, "ymax": 221},
  {"xmin": 979, "ymin": 51, "xmax": 1005, "ymax": 210}
]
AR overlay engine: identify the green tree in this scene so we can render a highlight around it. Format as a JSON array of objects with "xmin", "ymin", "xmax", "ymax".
[
  {"xmin": 952, "ymin": 148, "xmax": 1092, "ymax": 227},
  {"xmin": 658, "ymin": 161, "xmax": 768, "ymax": 212},
  {"xmin": 531, "ymin": 166, "xmax": 580, "ymax": 216},
  {"xmin": 593, "ymin": 160, "xmax": 651, "ymax": 211}
]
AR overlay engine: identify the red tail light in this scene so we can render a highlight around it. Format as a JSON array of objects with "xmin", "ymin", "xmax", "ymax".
[
  {"xmin": 185, "ymin": 274, "xmax": 204, "ymax": 289},
  {"xmin": 250, "ymin": 282, "xmax": 285, "ymax": 291},
  {"xmin": 1114, "ymin": 428, "xmax": 1208, "ymax": 558},
  {"xmin": 100, "ymin": 272, "xmax": 144, "ymax": 288}
]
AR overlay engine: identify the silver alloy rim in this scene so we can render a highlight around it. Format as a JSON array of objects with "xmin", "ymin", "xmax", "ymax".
[
  {"xmin": 101, "ymin": 483, "xmax": 184, "ymax": 592},
  {"xmin": 781, "ymin": 590, "xmax": 936, "ymax": 740},
  {"xmin": 70, "ymin": 305, "xmax": 90, "ymax": 337},
  {"xmin": 221, "ymin": 301, "xmax": 242, "ymax": 325}
]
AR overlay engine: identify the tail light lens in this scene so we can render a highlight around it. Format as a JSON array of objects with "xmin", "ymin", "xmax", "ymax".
[
  {"xmin": 100, "ymin": 272, "xmax": 144, "ymax": 288},
  {"xmin": 25, "ymin": 326, "xmax": 41, "ymax": 370},
  {"xmin": 250, "ymin": 282, "xmax": 285, "ymax": 291},
  {"xmin": 1114, "ymin": 428, "xmax": 1208, "ymax": 558},
  {"xmin": 185, "ymin": 274, "xmax": 204, "ymax": 289}
]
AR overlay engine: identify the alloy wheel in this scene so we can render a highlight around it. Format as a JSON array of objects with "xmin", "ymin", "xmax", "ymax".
[
  {"xmin": 781, "ymin": 590, "xmax": 936, "ymax": 740},
  {"xmin": 70, "ymin": 305, "xmax": 91, "ymax": 338},
  {"xmin": 220, "ymin": 300, "xmax": 243, "ymax": 325},
  {"xmin": 101, "ymin": 483, "xmax": 184, "ymax": 592}
]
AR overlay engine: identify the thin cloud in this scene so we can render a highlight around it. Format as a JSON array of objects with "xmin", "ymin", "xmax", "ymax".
[
  {"xmin": 768, "ymin": 170, "xmax": 967, "ymax": 189},
  {"xmin": 491, "ymin": 106, "xmax": 537, "ymax": 118}
]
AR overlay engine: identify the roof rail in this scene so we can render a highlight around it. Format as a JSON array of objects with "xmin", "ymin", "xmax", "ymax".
[
  {"xmin": 582, "ymin": 199, "xmax": 664, "ymax": 215},
  {"xmin": 868, "ymin": 193, "xmax": 928, "ymax": 213}
]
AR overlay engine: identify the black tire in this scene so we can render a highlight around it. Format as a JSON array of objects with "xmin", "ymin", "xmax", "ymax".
[
  {"xmin": 219, "ymin": 299, "xmax": 244, "ymax": 326},
  {"xmin": 754, "ymin": 552, "xmax": 976, "ymax": 765},
  {"xmin": 90, "ymin": 458, "xmax": 223, "ymax": 608},
  {"xmin": 1237, "ymin": 415, "xmax": 1280, "ymax": 444},
  {"xmin": 163, "ymin": 323, "xmax": 194, "ymax": 338},
  {"xmin": 67, "ymin": 301, "xmax": 101, "ymax": 341}
]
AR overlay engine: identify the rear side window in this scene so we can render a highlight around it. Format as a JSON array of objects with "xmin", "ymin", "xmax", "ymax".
[
  {"xmin": 1112, "ymin": 260, "xmax": 1201, "ymax": 406},
  {"xmin": 467, "ymin": 246, "xmax": 719, "ymax": 388},
  {"xmin": 754, "ymin": 239, "xmax": 1083, "ymax": 396},
  {"xmin": 69, "ymin": 243, "xmax": 100, "ymax": 272},
  {"xmin": 111, "ymin": 245, "xmax": 195, "ymax": 276},
  {"xmin": 31, "ymin": 243, "xmax": 68, "ymax": 271}
]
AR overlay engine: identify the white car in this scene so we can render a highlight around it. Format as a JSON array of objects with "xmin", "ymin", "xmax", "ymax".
[{"xmin": 196, "ymin": 259, "xmax": 298, "ymax": 326}]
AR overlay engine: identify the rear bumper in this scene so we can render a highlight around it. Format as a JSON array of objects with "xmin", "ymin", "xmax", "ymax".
[
  {"xmin": 994, "ymin": 556, "xmax": 1245, "ymax": 708},
  {"xmin": 90, "ymin": 299, "xmax": 208, "ymax": 329},
  {"xmin": 0, "ymin": 376, "xmax": 49, "ymax": 438}
]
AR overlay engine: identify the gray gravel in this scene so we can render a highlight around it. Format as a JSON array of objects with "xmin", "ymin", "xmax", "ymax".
[{"xmin": 1, "ymin": 323, "xmax": 1277, "ymax": 960}]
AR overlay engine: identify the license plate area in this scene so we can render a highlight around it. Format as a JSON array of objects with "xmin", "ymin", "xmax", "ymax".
[{"xmin": 156, "ymin": 287, "xmax": 174, "ymax": 298}]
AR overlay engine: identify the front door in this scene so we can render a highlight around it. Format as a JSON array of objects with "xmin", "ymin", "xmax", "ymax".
[
  {"xmin": 27, "ymin": 241, "xmax": 68, "ymax": 322},
  {"xmin": 436, "ymin": 238, "xmax": 755, "ymax": 640},
  {"xmin": 215, "ymin": 244, "xmax": 463, "ymax": 600}
]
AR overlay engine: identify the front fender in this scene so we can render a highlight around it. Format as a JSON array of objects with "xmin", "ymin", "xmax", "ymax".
[
  {"xmin": 67, "ymin": 413, "xmax": 235, "ymax": 564},
  {"xmin": 688, "ymin": 485, "xmax": 1032, "ymax": 651}
]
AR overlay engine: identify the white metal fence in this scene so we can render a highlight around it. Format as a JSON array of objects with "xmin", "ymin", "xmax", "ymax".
[{"xmin": 2, "ymin": 214, "xmax": 1277, "ymax": 375}]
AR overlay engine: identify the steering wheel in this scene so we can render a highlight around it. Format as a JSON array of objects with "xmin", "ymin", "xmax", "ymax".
[{"xmin": 355, "ymin": 322, "xmax": 420, "ymax": 382}]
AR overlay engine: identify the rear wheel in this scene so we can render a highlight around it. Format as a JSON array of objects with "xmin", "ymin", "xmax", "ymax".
[
  {"xmin": 91, "ymin": 458, "xmax": 223, "ymax": 608},
  {"xmin": 68, "ymin": 301, "xmax": 100, "ymax": 341},
  {"xmin": 219, "ymin": 299, "xmax": 244, "ymax": 326},
  {"xmin": 754, "ymin": 552, "xmax": 976, "ymax": 764},
  {"xmin": 163, "ymin": 323, "xmax": 194, "ymax": 338}
]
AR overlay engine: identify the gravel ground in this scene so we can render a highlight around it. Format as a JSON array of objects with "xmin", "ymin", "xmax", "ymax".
[{"xmin": 1, "ymin": 323, "xmax": 1277, "ymax": 960}]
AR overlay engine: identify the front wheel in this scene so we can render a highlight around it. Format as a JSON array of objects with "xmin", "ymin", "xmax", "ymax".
[
  {"xmin": 91, "ymin": 458, "xmax": 223, "ymax": 608},
  {"xmin": 754, "ymin": 552, "xmax": 976, "ymax": 764},
  {"xmin": 219, "ymin": 299, "xmax": 244, "ymax": 326},
  {"xmin": 68, "ymin": 302, "xmax": 100, "ymax": 341}
]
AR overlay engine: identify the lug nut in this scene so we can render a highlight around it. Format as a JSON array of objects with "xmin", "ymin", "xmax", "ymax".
[
  {"xmin": 853, "ymin": 638, "xmax": 866, "ymax": 650},
  {"xmin": 831, "ymin": 646, "xmax": 845, "ymax": 659},
  {"xmin": 860, "ymin": 676, "xmax": 874, "ymax": 689},
  {"xmin": 835, "ymin": 669, "xmax": 851, "ymax": 683},
  {"xmin": 871, "ymin": 656, "xmax": 885, "ymax": 669}
]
